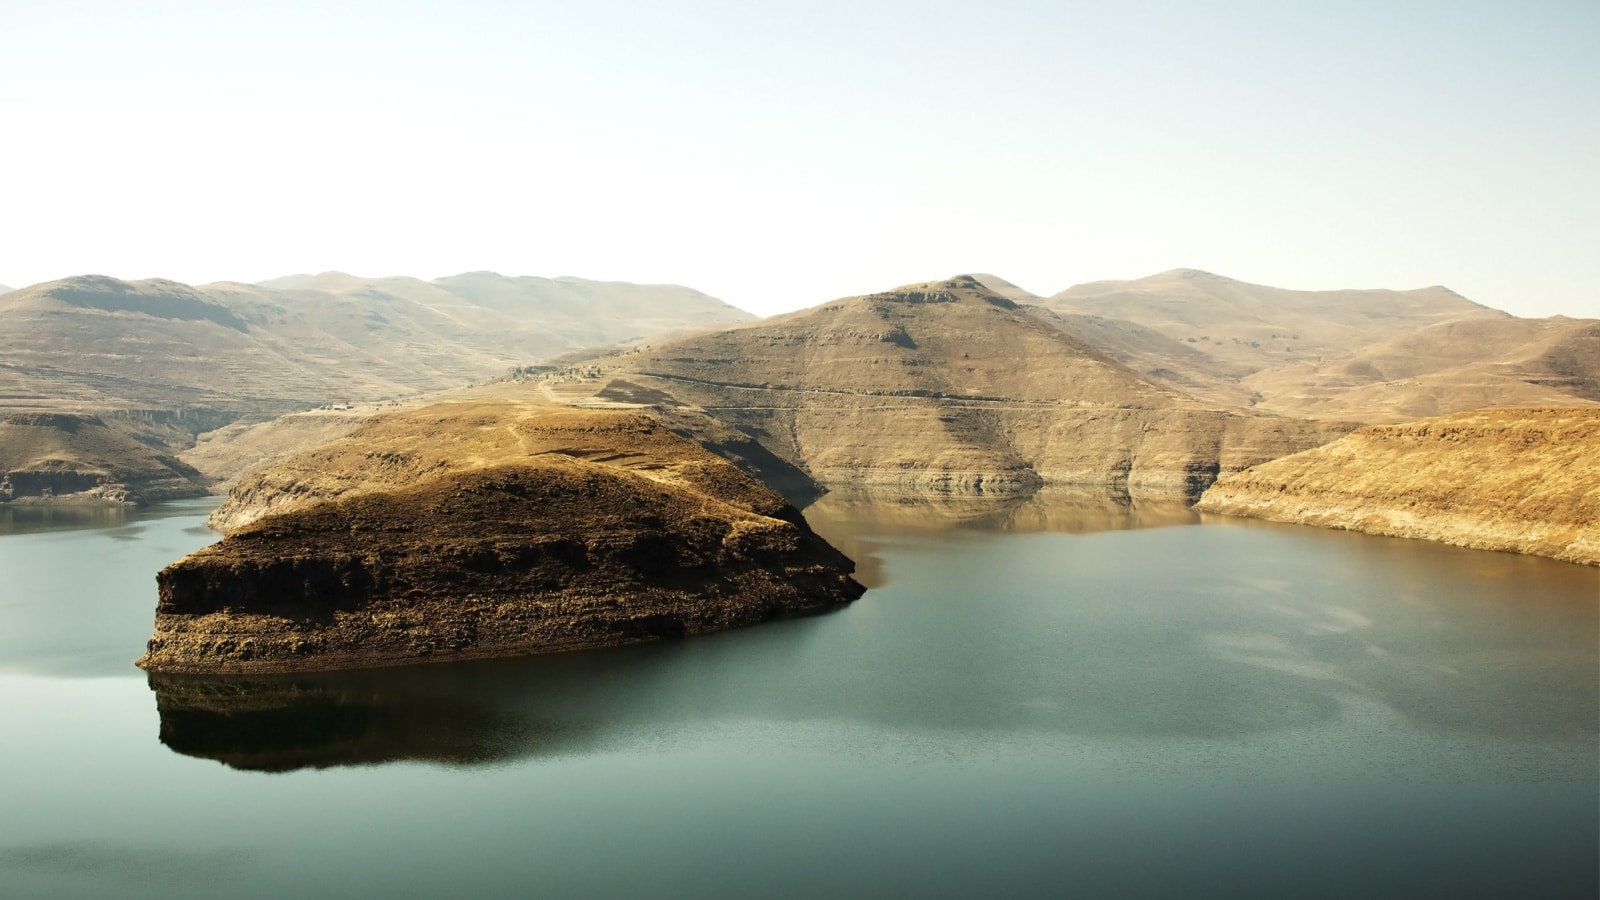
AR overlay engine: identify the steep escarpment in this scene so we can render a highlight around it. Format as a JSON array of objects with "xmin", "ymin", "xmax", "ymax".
[
  {"xmin": 564, "ymin": 276, "xmax": 1349, "ymax": 497},
  {"xmin": 138, "ymin": 401, "xmax": 863, "ymax": 674},
  {"xmin": 1195, "ymin": 408, "xmax": 1600, "ymax": 565},
  {"xmin": 0, "ymin": 413, "xmax": 210, "ymax": 504}
]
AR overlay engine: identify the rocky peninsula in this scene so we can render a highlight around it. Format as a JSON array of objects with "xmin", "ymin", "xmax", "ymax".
[
  {"xmin": 1195, "ymin": 408, "xmax": 1599, "ymax": 566},
  {"xmin": 138, "ymin": 400, "xmax": 864, "ymax": 674}
]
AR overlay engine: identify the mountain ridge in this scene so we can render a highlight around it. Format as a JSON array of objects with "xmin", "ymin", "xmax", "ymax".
[{"xmin": 546, "ymin": 275, "xmax": 1351, "ymax": 496}]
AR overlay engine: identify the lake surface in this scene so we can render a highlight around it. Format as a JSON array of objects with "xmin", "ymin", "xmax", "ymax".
[{"xmin": 0, "ymin": 494, "xmax": 1595, "ymax": 899}]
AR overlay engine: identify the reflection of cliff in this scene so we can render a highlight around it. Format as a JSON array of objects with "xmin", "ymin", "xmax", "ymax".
[
  {"xmin": 805, "ymin": 486, "xmax": 1197, "ymax": 534},
  {"xmin": 149, "ymin": 672, "xmax": 565, "ymax": 772},
  {"xmin": 145, "ymin": 642, "xmax": 703, "ymax": 772},
  {"xmin": 800, "ymin": 488, "xmax": 1198, "ymax": 589}
]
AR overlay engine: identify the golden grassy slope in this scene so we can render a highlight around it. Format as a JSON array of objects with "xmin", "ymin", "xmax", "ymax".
[{"xmin": 1195, "ymin": 408, "xmax": 1600, "ymax": 565}]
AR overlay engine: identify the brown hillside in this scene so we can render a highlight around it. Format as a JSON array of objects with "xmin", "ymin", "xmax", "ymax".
[
  {"xmin": 140, "ymin": 400, "xmax": 863, "ymax": 674},
  {"xmin": 554, "ymin": 276, "xmax": 1348, "ymax": 496},
  {"xmin": 1046, "ymin": 268, "xmax": 1505, "ymax": 378},
  {"xmin": 0, "ymin": 413, "xmax": 210, "ymax": 504},
  {"xmin": 1195, "ymin": 408, "xmax": 1600, "ymax": 565},
  {"xmin": 0, "ymin": 272, "xmax": 751, "ymax": 448},
  {"xmin": 1026, "ymin": 306, "xmax": 1257, "ymax": 407},
  {"xmin": 968, "ymin": 273, "xmax": 1042, "ymax": 303},
  {"xmin": 1243, "ymin": 317, "xmax": 1600, "ymax": 421}
]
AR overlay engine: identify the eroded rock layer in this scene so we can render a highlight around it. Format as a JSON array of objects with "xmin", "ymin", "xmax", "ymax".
[
  {"xmin": 138, "ymin": 401, "xmax": 863, "ymax": 674},
  {"xmin": 1195, "ymin": 408, "xmax": 1600, "ymax": 565}
]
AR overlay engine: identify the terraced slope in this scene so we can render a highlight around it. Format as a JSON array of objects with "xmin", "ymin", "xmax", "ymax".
[{"xmin": 560, "ymin": 276, "xmax": 1348, "ymax": 496}]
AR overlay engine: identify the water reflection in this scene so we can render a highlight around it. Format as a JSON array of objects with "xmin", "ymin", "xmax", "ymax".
[
  {"xmin": 802, "ymin": 486, "xmax": 1197, "ymax": 588},
  {"xmin": 149, "ymin": 669, "xmax": 569, "ymax": 771},
  {"xmin": 804, "ymin": 485, "xmax": 1197, "ymax": 534},
  {"xmin": 142, "ymin": 492, "xmax": 1596, "ymax": 775},
  {"xmin": 0, "ymin": 497, "xmax": 219, "ymax": 537},
  {"xmin": 0, "ymin": 504, "xmax": 135, "ymax": 535},
  {"xmin": 147, "ymin": 643, "xmax": 712, "ymax": 772}
]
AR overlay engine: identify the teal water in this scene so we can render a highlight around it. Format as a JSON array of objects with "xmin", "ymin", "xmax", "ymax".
[{"xmin": 0, "ymin": 496, "xmax": 1594, "ymax": 899}]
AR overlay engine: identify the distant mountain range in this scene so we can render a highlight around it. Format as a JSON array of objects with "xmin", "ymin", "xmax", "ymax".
[
  {"xmin": 0, "ymin": 271, "xmax": 751, "ymax": 435},
  {"xmin": 977, "ymin": 268, "xmax": 1595, "ymax": 421}
]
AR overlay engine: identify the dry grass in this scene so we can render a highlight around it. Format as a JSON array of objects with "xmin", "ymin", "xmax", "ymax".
[{"xmin": 1197, "ymin": 408, "xmax": 1600, "ymax": 565}]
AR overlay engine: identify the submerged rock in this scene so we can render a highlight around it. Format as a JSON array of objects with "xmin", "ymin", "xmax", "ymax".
[{"xmin": 138, "ymin": 401, "xmax": 863, "ymax": 674}]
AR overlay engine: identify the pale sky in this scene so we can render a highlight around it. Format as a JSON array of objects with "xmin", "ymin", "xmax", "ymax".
[{"xmin": 2, "ymin": 0, "xmax": 1596, "ymax": 318}]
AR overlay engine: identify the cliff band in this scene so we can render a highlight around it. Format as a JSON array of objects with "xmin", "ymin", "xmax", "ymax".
[
  {"xmin": 567, "ymin": 276, "xmax": 1351, "ymax": 497},
  {"xmin": 138, "ymin": 401, "xmax": 864, "ymax": 674}
]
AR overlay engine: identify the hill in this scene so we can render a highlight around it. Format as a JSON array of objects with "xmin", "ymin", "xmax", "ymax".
[
  {"xmin": 140, "ymin": 400, "xmax": 863, "ymax": 673},
  {"xmin": 1046, "ymin": 269, "xmax": 1505, "ymax": 375},
  {"xmin": 0, "ymin": 413, "xmax": 210, "ymax": 504},
  {"xmin": 1042, "ymin": 269, "xmax": 1599, "ymax": 421},
  {"xmin": 968, "ymin": 273, "xmax": 1042, "ymax": 303},
  {"xmin": 547, "ymin": 276, "xmax": 1349, "ymax": 496},
  {"xmin": 1241, "ymin": 316, "xmax": 1600, "ymax": 421},
  {"xmin": 1195, "ymin": 408, "xmax": 1600, "ymax": 565},
  {"xmin": 1025, "ymin": 305, "xmax": 1259, "ymax": 408},
  {"xmin": 0, "ymin": 271, "xmax": 751, "ymax": 451}
]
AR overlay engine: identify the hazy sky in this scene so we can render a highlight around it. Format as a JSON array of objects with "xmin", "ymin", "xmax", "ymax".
[{"xmin": 2, "ymin": 0, "xmax": 1596, "ymax": 317}]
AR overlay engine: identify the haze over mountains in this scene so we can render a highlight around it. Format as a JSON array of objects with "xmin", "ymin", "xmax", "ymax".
[{"xmin": 0, "ymin": 271, "xmax": 750, "ymax": 430}]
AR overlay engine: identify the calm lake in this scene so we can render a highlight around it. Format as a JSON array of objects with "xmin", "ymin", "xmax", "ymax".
[{"xmin": 0, "ymin": 493, "xmax": 1595, "ymax": 899}]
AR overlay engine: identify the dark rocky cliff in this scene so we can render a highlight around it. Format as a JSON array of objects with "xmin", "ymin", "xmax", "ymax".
[{"xmin": 138, "ymin": 401, "xmax": 863, "ymax": 673}]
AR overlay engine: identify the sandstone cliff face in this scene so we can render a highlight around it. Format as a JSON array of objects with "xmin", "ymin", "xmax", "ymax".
[
  {"xmin": 0, "ymin": 413, "xmax": 210, "ymax": 505},
  {"xmin": 573, "ymin": 277, "xmax": 1349, "ymax": 497},
  {"xmin": 139, "ymin": 401, "xmax": 863, "ymax": 674},
  {"xmin": 1195, "ymin": 408, "xmax": 1600, "ymax": 566}
]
